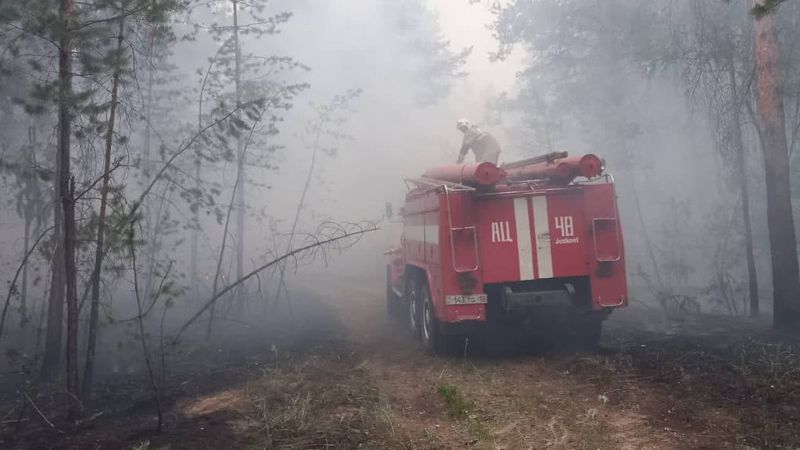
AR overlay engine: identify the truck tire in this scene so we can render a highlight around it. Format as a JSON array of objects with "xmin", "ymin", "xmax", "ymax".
[
  {"xmin": 420, "ymin": 282, "xmax": 446, "ymax": 355},
  {"xmin": 386, "ymin": 266, "xmax": 403, "ymax": 320},
  {"xmin": 407, "ymin": 273, "xmax": 422, "ymax": 338}
]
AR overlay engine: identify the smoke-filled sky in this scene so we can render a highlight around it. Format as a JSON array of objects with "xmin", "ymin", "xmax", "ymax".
[
  {"xmin": 0, "ymin": 0, "xmax": 771, "ymax": 304},
  {"xmin": 163, "ymin": 0, "xmax": 529, "ymax": 282},
  {"xmin": 170, "ymin": 0, "xmax": 729, "ymax": 288},
  {"xmin": 429, "ymin": 0, "xmax": 522, "ymax": 94},
  {"xmin": 246, "ymin": 1, "xmax": 523, "ymax": 225}
]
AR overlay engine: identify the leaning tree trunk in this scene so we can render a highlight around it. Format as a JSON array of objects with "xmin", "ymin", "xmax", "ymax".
[
  {"xmin": 754, "ymin": 3, "xmax": 800, "ymax": 331},
  {"xmin": 82, "ymin": 18, "xmax": 124, "ymax": 399},
  {"xmin": 727, "ymin": 56, "xmax": 760, "ymax": 317}
]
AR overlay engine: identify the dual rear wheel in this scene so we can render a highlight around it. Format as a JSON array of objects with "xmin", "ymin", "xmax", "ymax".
[{"xmin": 406, "ymin": 271, "xmax": 445, "ymax": 354}]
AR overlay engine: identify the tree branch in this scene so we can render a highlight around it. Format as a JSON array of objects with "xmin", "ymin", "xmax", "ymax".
[
  {"xmin": 0, "ymin": 226, "xmax": 53, "ymax": 344},
  {"xmin": 174, "ymin": 224, "xmax": 378, "ymax": 342}
]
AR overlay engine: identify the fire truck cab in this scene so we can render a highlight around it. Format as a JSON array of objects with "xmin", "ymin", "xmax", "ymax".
[{"xmin": 386, "ymin": 153, "xmax": 628, "ymax": 353}]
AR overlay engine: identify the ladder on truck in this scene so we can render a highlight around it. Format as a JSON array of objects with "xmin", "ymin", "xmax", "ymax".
[{"xmin": 405, "ymin": 177, "xmax": 480, "ymax": 273}]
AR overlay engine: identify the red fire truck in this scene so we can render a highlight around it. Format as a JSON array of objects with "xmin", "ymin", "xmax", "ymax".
[{"xmin": 385, "ymin": 152, "xmax": 627, "ymax": 353}]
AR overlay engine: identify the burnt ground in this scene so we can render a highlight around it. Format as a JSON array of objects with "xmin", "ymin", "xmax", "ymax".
[{"xmin": 2, "ymin": 274, "xmax": 800, "ymax": 449}]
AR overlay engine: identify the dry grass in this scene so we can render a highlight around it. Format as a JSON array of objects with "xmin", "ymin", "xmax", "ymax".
[{"xmin": 240, "ymin": 348, "xmax": 397, "ymax": 449}]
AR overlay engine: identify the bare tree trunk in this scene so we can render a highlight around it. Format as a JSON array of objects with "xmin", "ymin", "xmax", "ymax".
[
  {"xmin": 190, "ymin": 157, "xmax": 200, "ymax": 297},
  {"xmin": 128, "ymin": 223, "xmax": 163, "ymax": 432},
  {"xmin": 20, "ymin": 126, "xmax": 40, "ymax": 328},
  {"xmin": 753, "ymin": 4, "xmax": 800, "ymax": 330},
  {"xmin": 232, "ymin": 0, "xmax": 246, "ymax": 314},
  {"xmin": 41, "ymin": 0, "xmax": 74, "ymax": 381},
  {"xmin": 41, "ymin": 150, "xmax": 64, "ymax": 380},
  {"xmin": 20, "ymin": 207, "xmax": 31, "ymax": 326},
  {"xmin": 633, "ymin": 182, "xmax": 665, "ymax": 293},
  {"xmin": 143, "ymin": 27, "xmax": 155, "ymax": 166},
  {"xmin": 82, "ymin": 18, "xmax": 124, "ymax": 399},
  {"xmin": 56, "ymin": 0, "xmax": 80, "ymax": 419},
  {"xmin": 207, "ymin": 160, "xmax": 242, "ymax": 341},
  {"xmin": 191, "ymin": 39, "xmax": 233, "ymax": 302},
  {"xmin": 274, "ymin": 119, "xmax": 325, "ymax": 304},
  {"xmin": 728, "ymin": 55, "xmax": 760, "ymax": 317},
  {"xmin": 64, "ymin": 180, "xmax": 79, "ymax": 420}
]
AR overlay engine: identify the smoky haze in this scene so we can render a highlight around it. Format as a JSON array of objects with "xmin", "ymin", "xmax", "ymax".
[
  {"xmin": 0, "ymin": 0, "xmax": 793, "ymax": 365},
  {"xmin": 3, "ymin": 0, "xmax": 800, "ymax": 447}
]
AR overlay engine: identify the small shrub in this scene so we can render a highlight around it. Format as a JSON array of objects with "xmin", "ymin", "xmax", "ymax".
[{"xmin": 437, "ymin": 383, "xmax": 474, "ymax": 420}]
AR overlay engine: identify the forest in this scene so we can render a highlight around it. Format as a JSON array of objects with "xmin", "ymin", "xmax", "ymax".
[{"xmin": 2, "ymin": 0, "xmax": 800, "ymax": 448}]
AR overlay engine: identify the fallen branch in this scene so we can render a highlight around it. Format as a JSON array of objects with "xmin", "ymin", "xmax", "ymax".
[
  {"xmin": 23, "ymin": 392, "xmax": 61, "ymax": 433},
  {"xmin": 76, "ymin": 411, "xmax": 104, "ymax": 426},
  {"xmin": 1, "ymin": 419, "xmax": 28, "ymax": 425},
  {"xmin": 1, "ymin": 405, "xmax": 17, "ymax": 422},
  {"xmin": 174, "ymin": 224, "xmax": 378, "ymax": 341}
]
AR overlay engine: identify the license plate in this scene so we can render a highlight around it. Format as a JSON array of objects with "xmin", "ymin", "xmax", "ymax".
[{"xmin": 445, "ymin": 294, "xmax": 488, "ymax": 305}]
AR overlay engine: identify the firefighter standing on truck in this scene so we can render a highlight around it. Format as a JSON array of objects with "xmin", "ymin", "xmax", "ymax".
[{"xmin": 456, "ymin": 118, "xmax": 502, "ymax": 164}]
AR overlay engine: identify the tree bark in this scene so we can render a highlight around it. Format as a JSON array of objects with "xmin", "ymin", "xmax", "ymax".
[
  {"xmin": 190, "ymin": 157, "xmax": 200, "ymax": 297},
  {"xmin": 753, "ymin": 4, "xmax": 800, "ymax": 330},
  {"xmin": 40, "ymin": 215, "xmax": 63, "ymax": 380},
  {"xmin": 41, "ymin": 0, "xmax": 74, "ymax": 381},
  {"xmin": 232, "ymin": 0, "xmax": 246, "ymax": 314},
  {"xmin": 21, "ymin": 203, "xmax": 31, "ymax": 326},
  {"xmin": 55, "ymin": 0, "xmax": 80, "ymax": 419},
  {"xmin": 143, "ymin": 27, "xmax": 155, "ymax": 166},
  {"xmin": 128, "ymin": 223, "xmax": 163, "ymax": 432},
  {"xmin": 82, "ymin": 18, "xmax": 124, "ymax": 399},
  {"xmin": 727, "ymin": 55, "xmax": 760, "ymax": 317}
]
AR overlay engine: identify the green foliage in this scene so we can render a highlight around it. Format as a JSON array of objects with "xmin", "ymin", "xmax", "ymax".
[
  {"xmin": 752, "ymin": 0, "xmax": 789, "ymax": 18},
  {"xmin": 436, "ymin": 383, "xmax": 475, "ymax": 420}
]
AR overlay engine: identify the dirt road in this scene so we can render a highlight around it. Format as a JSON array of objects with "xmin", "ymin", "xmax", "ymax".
[
  {"xmin": 316, "ymin": 278, "xmax": 688, "ymax": 450},
  {"xmin": 3, "ymin": 274, "xmax": 800, "ymax": 449},
  {"xmin": 317, "ymin": 274, "xmax": 800, "ymax": 449}
]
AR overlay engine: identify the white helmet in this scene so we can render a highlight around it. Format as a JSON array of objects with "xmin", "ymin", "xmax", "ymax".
[{"xmin": 456, "ymin": 118, "xmax": 472, "ymax": 132}]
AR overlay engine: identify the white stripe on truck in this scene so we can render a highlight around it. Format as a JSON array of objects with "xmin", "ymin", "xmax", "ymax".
[
  {"xmin": 532, "ymin": 196, "xmax": 553, "ymax": 278},
  {"xmin": 513, "ymin": 197, "xmax": 535, "ymax": 280}
]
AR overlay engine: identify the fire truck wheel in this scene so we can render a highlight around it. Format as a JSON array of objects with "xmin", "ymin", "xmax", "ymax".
[
  {"xmin": 408, "ymin": 274, "xmax": 422, "ymax": 338},
  {"xmin": 420, "ymin": 283, "xmax": 445, "ymax": 354},
  {"xmin": 386, "ymin": 266, "xmax": 403, "ymax": 319}
]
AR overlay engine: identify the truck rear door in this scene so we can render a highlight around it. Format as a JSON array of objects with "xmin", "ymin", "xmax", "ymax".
[{"xmin": 476, "ymin": 190, "xmax": 589, "ymax": 284}]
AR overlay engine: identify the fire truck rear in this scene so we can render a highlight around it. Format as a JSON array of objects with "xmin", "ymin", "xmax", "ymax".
[{"xmin": 385, "ymin": 153, "xmax": 627, "ymax": 353}]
